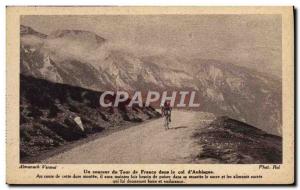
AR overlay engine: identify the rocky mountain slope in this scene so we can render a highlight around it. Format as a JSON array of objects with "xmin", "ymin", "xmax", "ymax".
[
  {"xmin": 20, "ymin": 75, "xmax": 160, "ymax": 160},
  {"xmin": 20, "ymin": 25, "xmax": 282, "ymax": 135},
  {"xmin": 193, "ymin": 116, "xmax": 282, "ymax": 164}
]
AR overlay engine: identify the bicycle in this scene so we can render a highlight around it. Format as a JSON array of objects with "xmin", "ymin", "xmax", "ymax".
[{"xmin": 163, "ymin": 110, "xmax": 171, "ymax": 130}]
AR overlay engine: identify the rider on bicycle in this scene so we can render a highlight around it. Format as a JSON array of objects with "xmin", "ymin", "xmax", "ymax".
[{"xmin": 161, "ymin": 100, "xmax": 172, "ymax": 122}]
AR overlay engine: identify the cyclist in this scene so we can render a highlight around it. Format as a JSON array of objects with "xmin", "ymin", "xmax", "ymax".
[{"xmin": 161, "ymin": 100, "xmax": 172, "ymax": 122}]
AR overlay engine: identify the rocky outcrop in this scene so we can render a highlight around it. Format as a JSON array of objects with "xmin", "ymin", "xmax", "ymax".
[
  {"xmin": 193, "ymin": 116, "xmax": 282, "ymax": 164},
  {"xmin": 20, "ymin": 75, "xmax": 160, "ymax": 160}
]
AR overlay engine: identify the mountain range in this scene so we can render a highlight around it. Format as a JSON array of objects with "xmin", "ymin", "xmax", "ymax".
[{"xmin": 20, "ymin": 25, "xmax": 282, "ymax": 135}]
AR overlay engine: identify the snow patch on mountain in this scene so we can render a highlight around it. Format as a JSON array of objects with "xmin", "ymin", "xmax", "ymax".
[
  {"xmin": 39, "ymin": 55, "xmax": 63, "ymax": 82},
  {"xmin": 226, "ymin": 77, "xmax": 244, "ymax": 92},
  {"xmin": 206, "ymin": 88, "xmax": 224, "ymax": 102}
]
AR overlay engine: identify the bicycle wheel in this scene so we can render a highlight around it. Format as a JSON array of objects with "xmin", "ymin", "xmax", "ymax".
[{"xmin": 165, "ymin": 115, "xmax": 169, "ymax": 129}]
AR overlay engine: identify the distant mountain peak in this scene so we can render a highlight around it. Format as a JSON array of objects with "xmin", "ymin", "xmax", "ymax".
[
  {"xmin": 20, "ymin": 25, "xmax": 47, "ymax": 39},
  {"xmin": 48, "ymin": 29, "xmax": 106, "ymax": 44}
]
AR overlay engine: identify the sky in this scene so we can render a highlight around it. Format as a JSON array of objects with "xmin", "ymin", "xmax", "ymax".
[{"xmin": 21, "ymin": 14, "xmax": 282, "ymax": 77}]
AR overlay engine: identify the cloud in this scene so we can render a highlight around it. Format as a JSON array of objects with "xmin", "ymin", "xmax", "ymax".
[{"xmin": 42, "ymin": 35, "xmax": 176, "ymax": 64}]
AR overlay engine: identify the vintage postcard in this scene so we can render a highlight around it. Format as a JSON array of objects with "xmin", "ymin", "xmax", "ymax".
[{"xmin": 6, "ymin": 6, "xmax": 294, "ymax": 184}]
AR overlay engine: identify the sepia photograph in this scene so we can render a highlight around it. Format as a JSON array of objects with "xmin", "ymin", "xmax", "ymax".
[{"xmin": 19, "ymin": 14, "xmax": 282, "ymax": 164}]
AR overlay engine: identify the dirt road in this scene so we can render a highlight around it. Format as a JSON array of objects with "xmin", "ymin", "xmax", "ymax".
[{"xmin": 43, "ymin": 110, "xmax": 215, "ymax": 164}]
